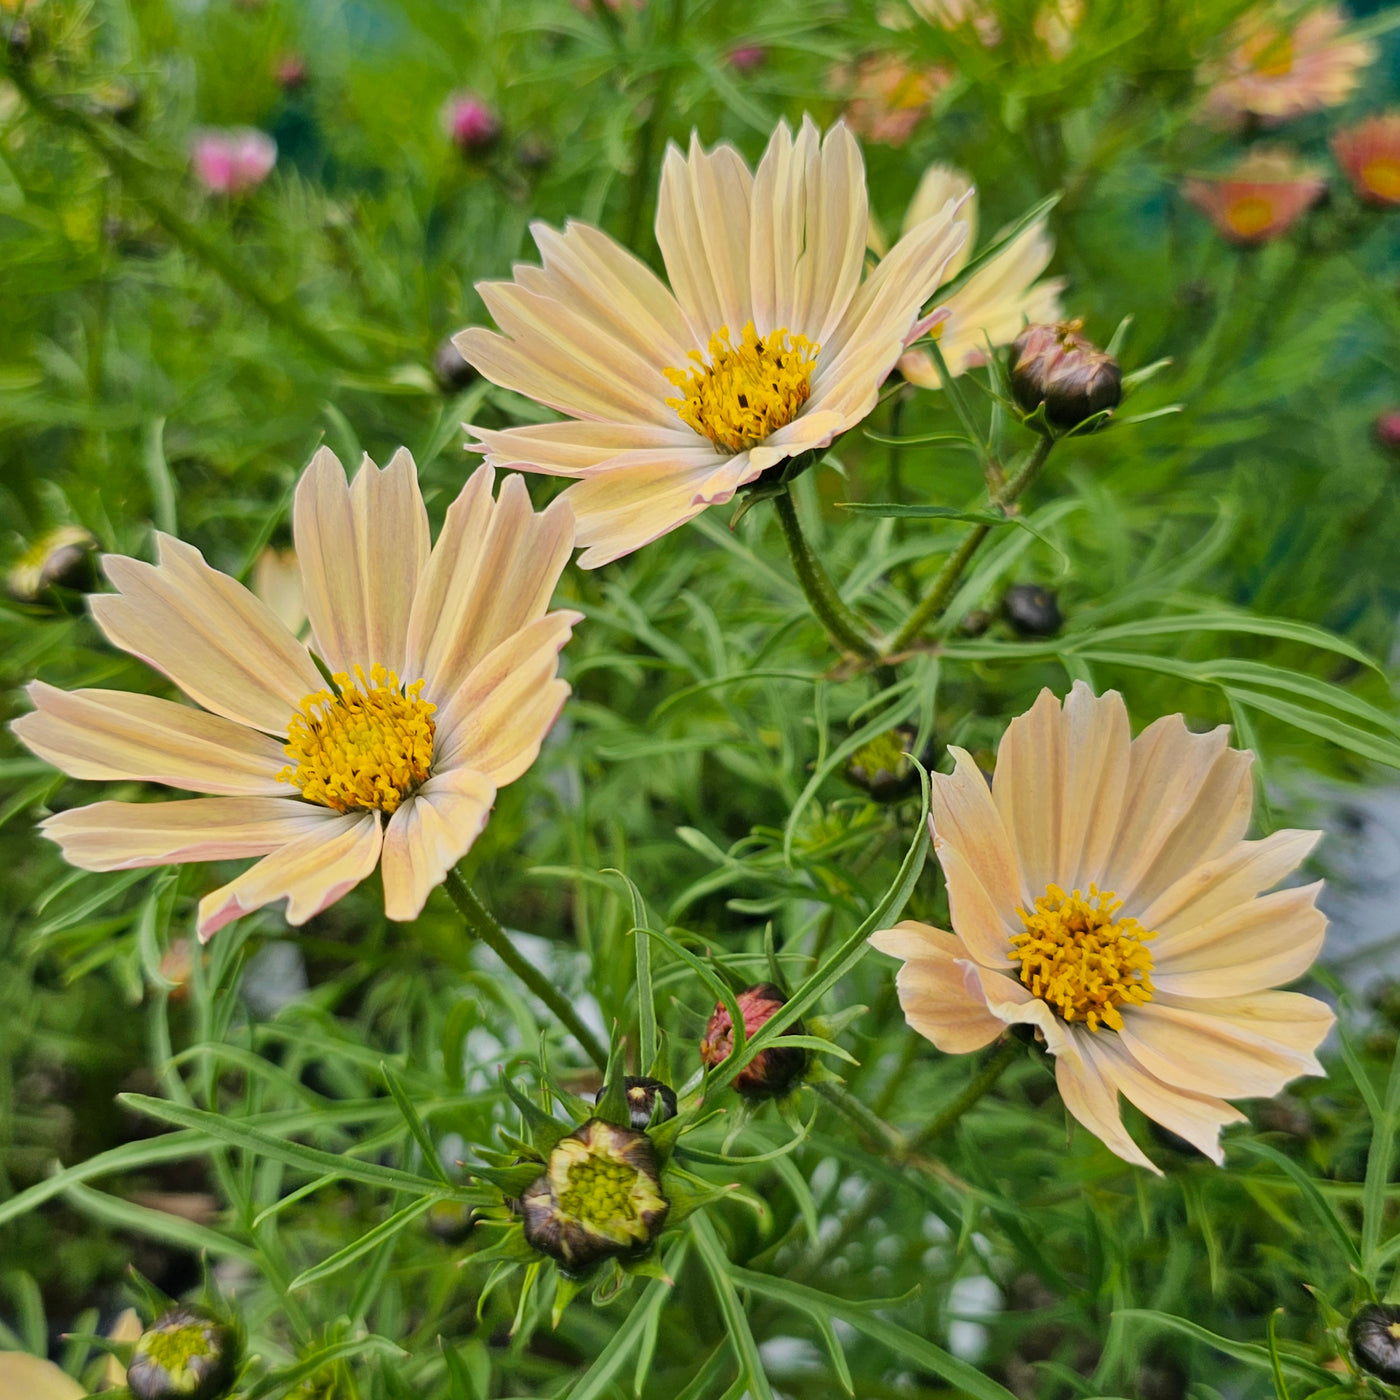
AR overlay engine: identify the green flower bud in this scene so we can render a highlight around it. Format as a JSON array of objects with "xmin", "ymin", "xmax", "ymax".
[
  {"xmin": 7, "ymin": 526, "xmax": 96, "ymax": 602},
  {"xmin": 520, "ymin": 1118, "xmax": 669, "ymax": 1275},
  {"xmin": 844, "ymin": 726, "xmax": 933, "ymax": 803},
  {"xmin": 425, "ymin": 1199, "xmax": 476, "ymax": 1244},
  {"xmin": 1010, "ymin": 320, "xmax": 1121, "ymax": 431},
  {"xmin": 699, "ymin": 983, "xmax": 807, "ymax": 1098},
  {"xmin": 1350, "ymin": 1303, "xmax": 1400, "ymax": 1384},
  {"xmin": 127, "ymin": 1307, "xmax": 238, "ymax": 1400},
  {"xmin": 594, "ymin": 1076, "xmax": 678, "ymax": 1131}
]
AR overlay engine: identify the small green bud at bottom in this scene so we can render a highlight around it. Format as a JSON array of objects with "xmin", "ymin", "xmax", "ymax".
[{"xmin": 127, "ymin": 1307, "xmax": 237, "ymax": 1400}]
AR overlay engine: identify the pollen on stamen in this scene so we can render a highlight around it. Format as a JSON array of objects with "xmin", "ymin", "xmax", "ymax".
[
  {"xmin": 664, "ymin": 320, "xmax": 819, "ymax": 454},
  {"xmin": 278, "ymin": 663, "xmax": 435, "ymax": 815}
]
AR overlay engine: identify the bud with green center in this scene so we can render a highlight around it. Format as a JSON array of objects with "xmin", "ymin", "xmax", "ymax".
[
  {"xmin": 595, "ymin": 1075, "xmax": 678, "ymax": 1131},
  {"xmin": 699, "ymin": 983, "xmax": 808, "ymax": 1098},
  {"xmin": 7, "ymin": 526, "xmax": 96, "ymax": 602},
  {"xmin": 126, "ymin": 1307, "xmax": 238, "ymax": 1400},
  {"xmin": 1350, "ymin": 1303, "xmax": 1400, "ymax": 1384},
  {"xmin": 520, "ymin": 1118, "xmax": 669, "ymax": 1275},
  {"xmin": 844, "ymin": 726, "xmax": 932, "ymax": 803},
  {"xmin": 1010, "ymin": 320, "xmax": 1121, "ymax": 431}
]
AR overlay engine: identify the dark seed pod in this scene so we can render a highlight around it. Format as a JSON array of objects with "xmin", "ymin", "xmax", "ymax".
[
  {"xmin": 127, "ymin": 1306, "xmax": 238, "ymax": 1400},
  {"xmin": 1350, "ymin": 1303, "xmax": 1400, "ymax": 1384},
  {"xmin": 844, "ymin": 725, "xmax": 934, "ymax": 803},
  {"xmin": 699, "ymin": 983, "xmax": 807, "ymax": 1098},
  {"xmin": 1010, "ymin": 320, "xmax": 1121, "ymax": 430},
  {"xmin": 595, "ymin": 1076, "xmax": 678, "ymax": 1131},
  {"xmin": 1002, "ymin": 583, "xmax": 1062, "ymax": 637},
  {"xmin": 433, "ymin": 337, "xmax": 476, "ymax": 393}
]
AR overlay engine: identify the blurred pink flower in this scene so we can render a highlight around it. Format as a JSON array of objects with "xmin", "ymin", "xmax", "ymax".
[
  {"xmin": 1201, "ymin": 5, "xmax": 1375, "ymax": 125},
  {"xmin": 727, "ymin": 44, "xmax": 767, "ymax": 73},
  {"xmin": 909, "ymin": 0, "xmax": 1002, "ymax": 45},
  {"xmin": 443, "ymin": 92, "xmax": 500, "ymax": 152},
  {"xmin": 191, "ymin": 128, "xmax": 277, "ymax": 196},
  {"xmin": 1332, "ymin": 112, "xmax": 1400, "ymax": 207},
  {"xmin": 274, "ymin": 52, "xmax": 308, "ymax": 91},
  {"xmin": 1183, "ymin": 147, "xmax": 1326, "ymax": 246},
  {"xmin": 836, "ymin": 53, "xmax": 952, "ymax": 147}
]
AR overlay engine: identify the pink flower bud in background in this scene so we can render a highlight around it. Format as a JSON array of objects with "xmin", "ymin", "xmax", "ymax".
[
  {"xmin": 726, "ymin": 44, "xmax": 767, "ymax": 73},
  {"xmin": 443, "ymin": 92, "xmax": 500, "ymax": 153},
  {"xmin": 274, "ymin": 52, "xmax": 308, "ymax": 91},
  {"xmin": 1373, "ymin": 409, "xmax": 1400, "ymax": 454},
  {"xmin": 191, "ymin": 127, "xmax": 277, "ymax": 195}
]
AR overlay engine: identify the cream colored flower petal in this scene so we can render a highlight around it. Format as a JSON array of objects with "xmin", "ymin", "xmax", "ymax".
[
  {"xmin": 1137, "ymin": 827, "xmax": 1320, "ymax": 937},
  {"xmin": 293, "ymin": 447, "xmax": 430, "ymax": 679},
  {"xmin": 40, "ymin": 796, "xmax": 334, "ymax": 871},
  {"xmin": 0, "ymin": 1354, "xmax": 85, "ymax": 1400},
  {"xmin": 973, "ymin": 961, "xmax": 1076, "ymax": 1058},
  {"xmin": 1153, "ymin": 882, "xmax": 1327, "ymax": 998},
  {"xmin": 990, "ymin": 687, "xmax": 1064, "ymax": 901},
  {"xmin": 405, "ymin": 466, "xmax": 575, "ymax": 701},
  {"xmin": 750, "ymin": 117, "xmax": 868, "ymax": 344},
  {"xmin": 92, "ymin": 535, "xmax": 322, "ymax": 736},
  {"xmin": 1054, "ymin": 1037, "xmax": 1159, "ymax": 1172},
  {"xmin": 1119, "ymin": 991, "xmax": 1333, "ymax": 1100},
  {"xmin": 1097, "ymin": 716, "xmax": 1253, "ymax": 907},
  {"xmin": 747, "ymin": 409, "xmax": 849, "ymax": 473},
  {"xmin": 197, "ymin": 810, "xmax": 382, "ymax": 939},
  {"xmin": 899, "ymin": 163, "xmax": 976, "ymax": 272},
  {"xmin": 936, "ymin": 841, "xmax": 1017, "ymax": 969},
  {"xmin": 1084, "ymin": 1033, "xmax": 1247, "ymax": 1166},
  {"xmin": 931, "ymin": 746, "xmax": 1029, "ymax": 915},
  {"xmin": 435, "ymin": 610, "xmax": 580, "ymax": 785},
  {"xmin": 656, "ymin": 132, "xmax": 754, "ymax": 344},
  {"xmin": 870, "ymin": 920, "xmax": 1007, "ymax": 1052},
  {"xmin": 14, "ymin": 682, "xmax": 287, "ymax": 796},
  {"xmin": 465, "ymin": 420, "xmax": 698, "ymax": 477},
  {"xmin": 380, "ymin": 769, "xmax": 497, "ymax": 923},
  {"xmin": 251, "ymin": 546, "xmax": 306, "ymax": 636},
  {"xmin": 561, "ymin": 453, "xmax": 756, "ymax": 569}
]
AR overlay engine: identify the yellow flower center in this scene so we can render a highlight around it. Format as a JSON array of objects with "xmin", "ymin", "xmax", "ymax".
[
  {"xmin": 1224, "ymin": 194, "xmax": 1277, "ymax": 240},
  {"xmin": 279, "ymin": 663, "xmax": 435, "ymax": 814},
  {"xmin": 1010, "ymin": 884, "xmax": 1155, "ymax": 1033},
  {"xmin": 665, "ymin": 320, "xmax": 818, "ymax": 454},
  {"xmin": 1362, "ymin": 156, "xmax": 1400, "ymax": 202},
  {"xmin": 1251, "ymin": 31, "xmax": 1294, "ymax": 77}
]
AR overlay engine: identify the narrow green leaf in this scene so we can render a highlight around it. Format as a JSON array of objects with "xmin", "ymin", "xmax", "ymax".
[
  {"xmin": 381, "ymin": 1063, "xmax": 453, "ymax": 1187},
  {"xmin": 1113, "ymin": 1310, "xmax": 1332, "ymax": 1387},
  {"xmin": 289, "ymin": 1196, "xmax": 440, "ymax": 1291},
  {"xmin": 61, "ymin": 1180, "xmax": 258, "ymax": 1263},
  {"xmin": 691, "ymin": 1214, "xmax": 775, "ymax": 1400},
  {"xmin": 603, "ymin": 868, "xmax": 658, "ymax": 1075},
  {"xmin": 1232, "ymin": 1140, "xmax": 1362, "ymax": 1271}
]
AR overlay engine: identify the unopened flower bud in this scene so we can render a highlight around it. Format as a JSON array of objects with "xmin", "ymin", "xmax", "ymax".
[
  {"xmin": 516, "ymin": 134, "xmax": 553, "ymax": 171},
  {"xmin": 127, "ymin": 1307, "xmax": 238, "ymax": 1400},
  {"xmin": 1010, "ymin": 320, "xmax": 1121, "ymax": 430},
  {"xmin": 595, "ymin": 1075, "xmax": 678, "ymax": 1131},
  {"xmin": 844, "ymin": 725, "xmax": 932, "ymax": 803},
  {"xmin": 1375, "ymin": 409, "xmax": 1400, "ymax": 455},
  {"xmin": 8, "ymin": 525, "xmax": 96, "ymax": 601},
  {"xmin": 1350, "ymin": 1303, "xmax": 1400, "ymax": 1384},
  {"xmin": 425, "ymin": 1199, "xmax": 475, "ymax": 1243},
  {"xmin": 90, "ymin": 79, "xmax": 141, "ymax": 125},
  {"xmin": 444, "ymin": 93, "xmax": 500, "ymax": 153},
  {"xmin": 727, "ymin": 44, "xmax": 767, "ymax": 73},
  {"xmin": 520, "ymin": 1118, "xmax": 669, "ymax": 1275},
  {"xmin": 699, "ymin": 983, "xmax": 807, "ymax": 1098},
  {"xmin": 433, "ymin": 337, "xmax": 476, "ymax": 392},
  {"xmin": 274, "ymin": 52, "xmax": 308, "ymax": 91},
  {"xmin": 1002, "ymin": 583, "xmax": 1062, "ymax": 637}
]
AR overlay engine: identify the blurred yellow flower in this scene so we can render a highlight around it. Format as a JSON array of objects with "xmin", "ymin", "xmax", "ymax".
[
  {"xmin": 871, "ymin": 682, "xmax": 1333, "ymax": 1171},
  {"xmin": 455, "ymin": 117, "xmax": 969, "ymax": 567},
  {"xmin": 15, "ymin": 450, "xmax": 578, "ymax": 936}
]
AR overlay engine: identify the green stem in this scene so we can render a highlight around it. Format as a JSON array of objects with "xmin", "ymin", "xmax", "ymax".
[
  {"xmin": 903, "ymin": 1036, "xmax": 1020, "ymax": 1156},
  {"xmin": 443, "ymin": 868, "xmax": 609, "ymax": 1071},
  {"xmin": 773, "ymin": 485, "xmax": 878, "ymax": 660},
  {"xmin": 886, "ymin": 433, "xmax": 1055, "ymax": 655},
  {"xmin": 812, "ymin": 1080, "xmax": 905, "ymax": 1154}
]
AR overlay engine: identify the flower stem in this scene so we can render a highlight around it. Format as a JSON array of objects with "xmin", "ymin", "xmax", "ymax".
[
  {"xmin": 903, "ymin": 1035, "xmax": 1021, "ymax": 1156},
  {"xmin": 773, "ymin": 485, "xmax": 879, "ymax": 660},
  {"xmin": 443, "ymin": 868, "xmax": 608, "ymax": 1070},
  {"xmin": 885, "ymin": 433, "xmax": 1055, "ymax": 655},
  {"xmin": 812, "ymin": 1079, "xmax": 906, "ymax": 1154}
]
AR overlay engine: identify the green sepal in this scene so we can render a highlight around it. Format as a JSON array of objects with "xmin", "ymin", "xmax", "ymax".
[
  {"xmin": 801, "ymin": 1058, "xmax": 847, "ymax": 1086},
  {"xmin": 625, "ymin": 1253, "xmax": 673, "ymax": 1284},
  {"xmin": 551, "ymin": 1271, "xmax": 587, "ymax": 1327},
  {"xmin": 649, "ymin": 1104, "xmax": 723, "ymax": 1162},
  {"xmin": 660, "ymin": 1166, "xmax": 770, "ymax": 1231},
  {"xmin": 124, "ymin": 1264, "xmax": 175, "ymax": 1321},
  {"xmin": 462, "ymin": 1223, "xmax": 538, "ymax": 1268},
  {"xmin": 500, "ymin": 1072, "xmax": 570, "ymax": 1156},
  {"xmin": 647, "ymin": 1028, "xmax": 669, "ymax": 1080},
  {"xmin": 808, "ymin": 1005, "xmax": 867, "ymax": 1041},
  {"xmin": 466, "ymin": 1161, "xmax": 543, "ymax": 1197},
  {"xmin": 593, "ymin": 1033, "xmax": 632, "ymax": 1130},
  {"xmin": 591, "ymin": 1258, "xmax": 635, "ymax": 1307},
  {"xmin": 541, "ymin": 1072, "xmax": 597, "ymax": 1125},
  {"xmin": 475, "ymin": 1259, "xmax": 521, "ymax": 1325}
]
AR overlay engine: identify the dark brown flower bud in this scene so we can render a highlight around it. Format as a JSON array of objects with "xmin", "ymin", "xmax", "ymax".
[
  {"xmin": 127, "ymin": 1307, "xmax": 238, "ymax": 1400},
  {"xmin": 699, "ymin": 983, "xmax": 807, "ymax": 1098},
  {"xmin": 7, "ymin": 525, "xmax": 96, "ymax": 601},
  {"xmin": 1350, "ymin": 1303, "xmax": 1400, "ymax": 1384},
  {"xmin": 844, "ymin": 725, "xmax": 933, "ymax": 803},
  {"xmin": 433, "ymin": 337, "xmax": 476, "ymax": 392},
  {"xmin": 1002, "ymin": 583, "xmax": 1062, "ymax": 637},
  {"xmin": 595, "ymin": 1076, "xmax": 678, "ymax": 1131},
  {"xmin": 520, "ymin": 1118, "xmax": 669, "ymax": 1275},
  {"xmin": 1010, "ymin": 320, "xmax": 1121, "ymax": 430}
]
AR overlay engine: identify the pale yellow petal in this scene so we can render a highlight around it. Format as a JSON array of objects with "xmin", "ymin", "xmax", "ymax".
[
  {"xmin": 380, "ymin": 769, "xmax": 497, "ymax": 923},
  {"xmin": 197, "ymin": 810, "xmax": 382, "ymax": 938},
  {"xmin": 1058, "ymin": 682, "xmax": 1131, "ymax": 892},
  {"xmin": 936, "ymin": 841, "xmax": 1017, "ymax": 969},
  {"xmin": 901, "ymin": 163, "xmax": 976, "ymax": 269},
  {"xmin": 0, "ymin": 1353, "xmax": 85, "ymax": 1400},
  {"xmin": 40, "ymin": 796, "xmax": 333, "ymax": 871},
  {"xmin": 292, "ymin": 447, "xmax": 430, "ymax": 678},
  {"xmin": 973, "ymin": 962, "xmax": 1075, "ymax": 1058},
  {"xmin": 747, "ymin": 409, "xmax": 848, "ymax": 473},
  {"xmin": 990, "ymin": 687, "xmax": 1064, "ymax": 902},
  {"xmin": 931, "ymin": 747, "xmax": 1028, "ymax": 913},
  {"xmin": 1055, "ymin": 1037, "xmax": 1160, "ymax": 1173},
  {"xmin": 92, "ymin": 535, "xmax": 321, "ymax": 736},
  {"xmin": 466, "ymin": 420, "xmax": 697, "ymax": 477},
  {"xmin": 405, "ymin": 466, "xmax": 575, "ymax": 701},
  {"xmin": 14, "ymin": 682, "xmax": 288, "ymax": 795},
  {"xmin": 869, "ymin": 918, "xmax": 965, "ymax": 963}
]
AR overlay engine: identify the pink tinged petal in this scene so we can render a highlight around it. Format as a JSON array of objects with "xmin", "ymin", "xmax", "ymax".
[
  {"xmin": 405, "ymin": 467, "xmax": 575, "ymax": 700},
  {"xmin": 435, "ymin": 610, "xmax": 580, "ymax": 785},
  {"xmin": 1118, "ymin": 991, "xmax": 1334, "ymax": 1100},
  {"xmin": 1136, "ymin": 827, "xmax": 1322, "ymax": 937},
  {"xmin": 14, "ymin": 682, "xmax": 287, "ymax": 796},
  {"xmin": 1054, "ymin": 1036, "xmax": 1160, "ymax": 1173},
  {"xmin": 91, "ymin": 535, "xmax": 322, "ymax": 736},
  {"xmin": 972, "ymin": 962, "xmax": 1075, "ymax": 1058},
  {"xmin": 380, "ymin": 769, "xmax": 497, "ymax": 923},
  {"xmin": 1057, "ymin": 682, "xmax": 1131, "ymax": 892},
  {"xmin": 40, "ymin": 796, "xmax": 335, "ymax": 871},
  {"xmin": 464, "ymin": 420, "xmax": 698, "ymax": 478},
  {"xmin": 931, "ymin": 746, "xmax": 1029, "ymax": 917},
  {"xmin": 1084, "ymin": 1033, "xmax": 1246, "ymax": 1165},
  {"xmin": 561, "ymin": 452, "xmax": 756, "ymax": 569},
  {"xmin": 197, "ymin": 811, "xmax": 383, "ymax": 940},
  {"xmin": 656, "ymin": 134, "xmax": 754, "ymax": 345},
  {"xmin": 991, "ymin": 687, "xmax": 1064, "ymax": 903},
  {"xmin": 1153, "ymin": 882, "xmax": 1327, "ymax": 998},
  {"xmin": 292, "ymin": 447, "xmax": 430, "ymax": 678},
  {"xmin": 747, "ymin": 409, "xmax": 848, "ymax": 473}
]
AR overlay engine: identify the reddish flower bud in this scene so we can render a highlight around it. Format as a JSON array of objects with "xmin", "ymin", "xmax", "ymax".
[
  {"xmin": 1374, "ymin": 409, "xmax": 1400, "ymax": 454},
  {"xmin": 1010, "ymin": 319, "xmax": 1121, "ymax": 430},
  {"xmin": 727, "ymin": 45, "xmax": 767, "ymax": 73},
  {"xmin": 699, "ymin": 983, "xmax": 807, "ymax": 1098},
  {"xmin": 444, "ymin": 93, "xmax": 500, "ymax": 153},
  {"xmin": 274, "ymin": 52, "xmax": 308, "ymax": 91}
]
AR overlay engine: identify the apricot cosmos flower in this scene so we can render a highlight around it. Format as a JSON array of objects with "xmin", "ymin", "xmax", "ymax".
[
  {"xmin": 455, "ymin": 116, "xmax": 969, "ymax": 567},
  {"xmin": 871, "ymin": 682, "xmax": 1332, "ymax": 1171},
  {"xmin": 15, "ymin": 450, "xmax": 577, "ymax": 937}
]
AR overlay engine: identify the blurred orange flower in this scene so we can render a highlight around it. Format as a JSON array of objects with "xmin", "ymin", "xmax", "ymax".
[
  {"xmin": 1184, "ymin": 147, "xmax": 1326, "ymax": 245},
  {"xmin": 836, "ymin": 53, "xmax": 953, "ymax": 147},
  {"xmin": 1332, "ymin": 112, "xmax": 1400, "ymax": 207}
]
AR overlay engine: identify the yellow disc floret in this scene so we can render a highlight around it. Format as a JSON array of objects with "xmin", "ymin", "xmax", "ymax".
[
  {"xmin": 279, "ymin": 663, "xmax": 435, "ymax": 814},
  {"xmin": 665, "ymin": 320, "xmax": 818, "ymax": 454},
  {"xmin": 1010, "ymin": 884, "xmax": 1155, "ymax": 1033}
]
